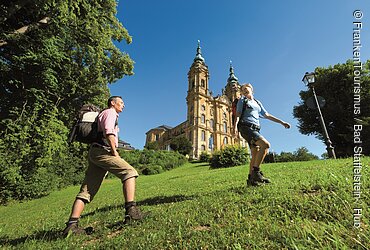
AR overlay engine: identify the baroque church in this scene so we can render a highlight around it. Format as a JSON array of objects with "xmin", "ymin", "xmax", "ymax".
[{"xmin": 145, "ymin": 42, "xmax": 247, "ymax": 158}]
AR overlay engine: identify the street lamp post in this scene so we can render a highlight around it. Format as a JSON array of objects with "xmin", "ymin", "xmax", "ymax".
[{"xmin": 302, "ymin": 72, "xmax": 336, "ymax": 159}]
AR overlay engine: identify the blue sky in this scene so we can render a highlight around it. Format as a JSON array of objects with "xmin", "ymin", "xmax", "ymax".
[{"xmin": 110, "ymin": 0, "xmax": 369, "ymax": 157}]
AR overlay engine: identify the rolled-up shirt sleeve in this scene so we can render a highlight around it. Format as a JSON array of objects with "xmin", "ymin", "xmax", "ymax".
[{"xmin": 98, "ymin": 109, "xmax": 118, "ymax": 136}]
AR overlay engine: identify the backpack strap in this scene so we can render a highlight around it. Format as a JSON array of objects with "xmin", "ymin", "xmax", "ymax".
[
  {"xmin": 240, "ymin": 97, "xmax": 248, "ymax": 119},
  {"xmin": 240, "ymin": 97, "xmax": 262, "ymax": 118}
]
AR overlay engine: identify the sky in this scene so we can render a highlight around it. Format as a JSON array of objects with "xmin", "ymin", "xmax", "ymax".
[{"xmin": 109, "ymin": 0, "xmax": 369, "ymax": 157}]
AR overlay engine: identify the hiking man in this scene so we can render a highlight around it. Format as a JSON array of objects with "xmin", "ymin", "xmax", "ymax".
[
  {"xmin": 234, "ymin": 84, "xmax": 290, "ymax": 186},
  {"xmin": 63, "ymin": 96, "xmax": 144, "ymax": 237}
]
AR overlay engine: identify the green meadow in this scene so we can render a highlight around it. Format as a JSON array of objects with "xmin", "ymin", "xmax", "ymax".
[{"xmin": 0, "ymin": 158, "xmax": 369, "ymax": 249}]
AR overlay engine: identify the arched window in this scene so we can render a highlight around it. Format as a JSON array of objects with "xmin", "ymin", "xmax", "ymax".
[
  {"xmin": 223, "ymin": 122, "xmax": 227, "ymax": 133},
  {"xmin": 201, "ymin": 105, "xmax": 206, "ymax": 111},
  {"xmin": 189, "ymin": 115, "xmax": 194, "ymax": 125},
  {"xmin": 201, "ymin": 114, "xmax": 205, "ymax": 124},
  {"xmin": 224, "ymin": 137, "xmax": 228, "ymax": 145},
  {"xmin": 209, "ymin": 135, "xmax": 214, "ymax": 150},
  {"xmin": 201, "ymin": 130, "xmax": 206, "ymax": 141},
  {"xmin": 210, "ymin": 119, "xmax": 214, "ymax": 129},
  {"xmin": 201, "ymin": 79, "xmax": 205, "ymax": 88}
]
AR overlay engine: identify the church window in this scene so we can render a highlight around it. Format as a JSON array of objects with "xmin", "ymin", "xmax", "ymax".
[
  {"xmin": 201, "ymin": 114, "xmax": 205, "ymax": 124},
  {"xmin": 223, "ymin": 112, "xmax": 227, "ymax": 120},
  {"xmin": 201, "ymin": 105, "xmax": 205, "ymax": 111},
  {"xmin": 201, "ymin": 130, "xmax": 206, "ymax": 141},
  {"xmin": 224, "ymin": 137, "xmax": 228, "ymax": 145},
  {"xmin": 209, "ymin": 135, "xmax": 214, "ymax": 150},
  {"xmin": 223, "ymin": 122, "xmax": 227, "ymax": 133},
  {"xmin": 189, "ymin": 115, "xmax": 194, "ymax": 125},
  {"xmin": 155, "ymin": 134, "xmax": 159, "ymax": 141},
  {"xmin": 210, "ymin": 119, "xmax": 214, "ymax": 129},
  {"xmin": 201, "ymin": 79, "xmax": 205, "ymax": 88}
]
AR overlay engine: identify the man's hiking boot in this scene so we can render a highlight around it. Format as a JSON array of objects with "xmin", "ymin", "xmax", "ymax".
[
  {"xmin": 124, "ymin": 203, "xmax": 146, "ymax": 224},
  {"xmin": 62, "ymin": 222, "xmax": 86, "ymax": 238},
  {"xmin": 259, "ymin": 171, "xmax": 271, "ymax": 183},
  {"xmin": 251, "ymin": 169, "xmax": 271, "ymax": 184},
  {"xmin": 247, "ymin": 174, "xmax": 261, "ymax": 186}
]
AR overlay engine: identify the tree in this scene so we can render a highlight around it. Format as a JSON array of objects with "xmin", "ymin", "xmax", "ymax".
[
  {"xmin": 145, "ymin": 141, "xmax": 161, "ymax": 151},
  {"xmin": 277, "ymin": 152, "xmax": 295, "ymax": 162},
  {"xmin": 0, "ymin": 1, "xmax": 134, "ymax": 202},
  {"xmin": 293, "ymin": 147, "xmax": 319, "ymax": 161},
  {"xmin": 293, "ymin": 60, "xmax": 370, "ymax": 157},
  {"xmin": 170, "ymin": 136, "xmax": 193, "ymax": 156}
]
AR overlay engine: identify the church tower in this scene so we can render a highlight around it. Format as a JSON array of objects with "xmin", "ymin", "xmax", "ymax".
[
  {"xmin": 186, "ymin": 41, "xmax": 211, "ymax": 158},
  {"xmin": 224, "ymin": 61, "xmax": 241, "ymax": 102}
]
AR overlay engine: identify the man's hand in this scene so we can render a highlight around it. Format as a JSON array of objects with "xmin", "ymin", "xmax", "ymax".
[{"xmin": 111, "ymin": 149, "xmax": 120, "ymax": 157}]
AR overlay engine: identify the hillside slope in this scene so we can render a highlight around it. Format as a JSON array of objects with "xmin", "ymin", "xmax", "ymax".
[{"xmin": 0, "ymin": 158, "xmax": 369, "ymax": 249}]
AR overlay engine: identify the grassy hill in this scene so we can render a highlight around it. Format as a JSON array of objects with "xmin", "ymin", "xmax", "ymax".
[{"xmin": 0, "ymin": 158, "xmax": 369, "ymax": 249}]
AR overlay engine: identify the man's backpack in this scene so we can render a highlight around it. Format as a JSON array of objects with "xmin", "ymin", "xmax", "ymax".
[{"xmin": 68, "ymin": 104, "xmax": 101, "ymax": 144}]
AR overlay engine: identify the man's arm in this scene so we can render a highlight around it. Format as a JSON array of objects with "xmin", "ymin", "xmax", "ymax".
[
  {"xmin": 264, "ymin": 113, "xmax": 290, "ymax": 129},
  {"xmin": 106, "ymin": 134, "xmax": 119, "ymax": 156}
]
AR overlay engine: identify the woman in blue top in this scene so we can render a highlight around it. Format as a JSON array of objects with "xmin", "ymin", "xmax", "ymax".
[{"xmin": 234, "ymin": 83, "xmax": 290, "ymax": 186}]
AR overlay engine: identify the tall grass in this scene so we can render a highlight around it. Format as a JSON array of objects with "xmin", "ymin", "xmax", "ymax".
[{"xmin": 0, "ymin": 158, "xmax": 369, "ymax": 249}]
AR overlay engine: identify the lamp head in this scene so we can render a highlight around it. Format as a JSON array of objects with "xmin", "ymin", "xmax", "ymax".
[{"xmin": 302, "ymin": 72, "xmax": 316, "ymax": 86}]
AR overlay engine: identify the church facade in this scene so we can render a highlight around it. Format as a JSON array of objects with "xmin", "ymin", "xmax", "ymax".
[{"xmin": 145, "ymin": 42, "xmax": 247, "ymax": 158}]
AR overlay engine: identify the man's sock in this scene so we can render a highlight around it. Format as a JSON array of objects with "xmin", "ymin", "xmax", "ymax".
[
  {"xmin": 125, "ymin": 201, "xmax": 136, "ymax": 210},
  {"xmin": 67, "ymin": 217, "xmax": 79, "ymax": 225},
  {"xmin": 253, "ymin": 166, "xmax": 260, "ymax": 172}
]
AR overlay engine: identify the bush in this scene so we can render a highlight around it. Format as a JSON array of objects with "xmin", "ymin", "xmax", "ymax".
[
  {"xmin": 199, "ymin": 151, "xmax": 211, "ymax": 162},
  {"xmin": 118, "ymin": 149, "xmax": 187, "ymax": 175},
  {"xmin": 142, "ymin": 165, "xmax": 163, "ymax": 175},
  {"xmin": 209, "ymin": 146, "xmax": 249, "ymax": 169},
  {"xmin": 145, "ymin": 141, "xmax": 160, "ymax": 150},
  {"xmin": 169, "ymin": 136, "xmax": 192, "ymax": 156}
]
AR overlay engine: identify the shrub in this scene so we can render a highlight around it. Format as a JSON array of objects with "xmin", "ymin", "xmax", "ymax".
[
  {"xmin": 118, "ymin": 149, "xmax": 187, "ymax": 175},
  {"xmin": 141, "ymin": 165, "xmax": 163, "ymax": 175},
  {"xmin": 169, "ymin": 136, "xmax": 192, "ymax": 156},
  {"xmin": 209, "ymin": 146, "xmax": 249, "ymax": 169},
  {"xmin": 145, "ymin": 141, "xmax": 160, "ymax": 150},
  {"xmin": 199, "ymin": 151, "xmax": 211, "ymax": 162}
]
